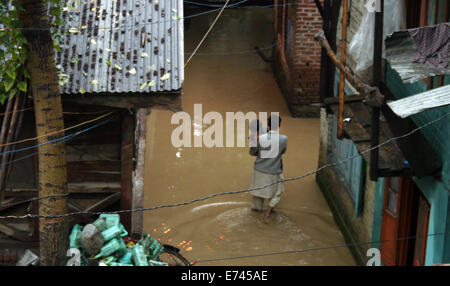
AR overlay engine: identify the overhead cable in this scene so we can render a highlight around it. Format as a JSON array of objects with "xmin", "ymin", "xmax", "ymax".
[{"xmin": 0, "ymin": 112, "xmax": 448, "ymax": 220}]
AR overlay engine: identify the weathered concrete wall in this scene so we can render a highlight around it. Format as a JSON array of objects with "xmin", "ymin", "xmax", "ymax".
[
  {"xmin": 317, "ymin": 108, "xmax": 376, "ymax": 265},
  {"xmin": 315, "ymin": 3, "xmax": 376, "ymax": 265}
]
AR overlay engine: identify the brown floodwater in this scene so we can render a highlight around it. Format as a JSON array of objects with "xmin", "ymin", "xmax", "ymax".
[{"xmin": 143, "ymin": 7, "xmax": 356, "ymax": 266}]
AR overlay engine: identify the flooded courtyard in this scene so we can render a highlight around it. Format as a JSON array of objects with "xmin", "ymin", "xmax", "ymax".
[{"xmin": 143, "ymin": 7, "xmax": 356, "ymax": 266}]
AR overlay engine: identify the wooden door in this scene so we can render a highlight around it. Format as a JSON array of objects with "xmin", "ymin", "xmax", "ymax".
[
  {"xmin": 380, "ymin": 177, "xmax": 402, "ymax": 265},
  {"xmin": 413, "ymin": 194, "xmax": 430, "ymax": 266},
  {"xmin": 380, "ymin": 177, "xmax": 415, "ymax": 266},
  {"xmin": 380, "ymin": 178, "xmax": 430, "ymax": 266}
]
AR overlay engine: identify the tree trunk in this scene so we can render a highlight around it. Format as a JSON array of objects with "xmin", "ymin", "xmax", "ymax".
[{"xmin": 18, "ymin": 0, "xmax": 68, "ymax": 266}]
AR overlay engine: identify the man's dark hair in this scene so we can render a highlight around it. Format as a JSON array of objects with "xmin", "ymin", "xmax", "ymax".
[{"xmin": 268, "ymin": 115, "xmax": 281, "ymax": 131}]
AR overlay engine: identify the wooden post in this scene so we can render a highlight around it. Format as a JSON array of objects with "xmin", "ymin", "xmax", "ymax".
[
  {"xmin": 420, "ymin": 0, "xmax": 428, "ymax": 27},
  {"xmin": 121, "ymin": 112, "xmax": 134, "ymax": 233},
  {"xmin": 319, "ymin": 0, "xmax": 343, "ymax": 105},
  {"xmin": 314, "ymin": 30, "xmax": 385, "ymax": 107},
  {"xmin": 131, "ymin": 109, "xmax": 149, "ymax": 236},
  {"xmin": 338, "ymin": 0, "xmax": 349, "ymax": 139},
  {"xmin": 313, "ymin": 0, "xmax": 324, "ymax": 17},
  {"xmin": 0, "ymin": 96, "xmax": 19, "ymax": 201},
  {"xmin": 5, "ymin": 94, "xmax": 27, "ymax": 185},
  {"xmin": 318, "ymin": 0, "xmax": 331, "ymax": 104},
  {"xmin": 370, "ymin": 0, "xmax": 384, "ymax": 181},
  {"xmin": 0, "ymin": 98, "xmax": 14, "ymax": 153},
  {"xmin": 0, "ymin": 93, "xmax": 26, "ymax": 201},
  {"xmin": 327, "ymin": 0, "xmax": 343, "ymax": 100}
]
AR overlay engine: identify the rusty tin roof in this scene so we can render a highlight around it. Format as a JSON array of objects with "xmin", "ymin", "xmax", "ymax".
[
  {"xmin": 55, "ymin": 0, "xmax": 184, "ymax": 95},
  {"xmin": 385, "ymin": 30, "xmax": 450, "ymax": 84}
]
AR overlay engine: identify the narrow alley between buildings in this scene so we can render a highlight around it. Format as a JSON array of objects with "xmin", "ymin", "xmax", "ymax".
[{"xmin": 143, "ymin": 6, "xmax": 356, "ymax": 266}]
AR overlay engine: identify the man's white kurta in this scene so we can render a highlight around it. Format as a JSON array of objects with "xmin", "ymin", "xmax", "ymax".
[{"xmin": 250, "ymin": 169, "xmax": 285, "ymax": 207}]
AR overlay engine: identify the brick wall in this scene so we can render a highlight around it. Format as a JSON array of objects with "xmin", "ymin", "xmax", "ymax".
[
  {"xmin": 292, "ymin": 1, "xmax": 323, "ymax": 105},
  {"xmin": 273, "ymin": 0, "xmax": 323, "ymax": 117}
]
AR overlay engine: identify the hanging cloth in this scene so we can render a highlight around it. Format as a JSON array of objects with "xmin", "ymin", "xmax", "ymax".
[{"xmin": 408, "ymin": 22, "xmax": 450, "ymax": 70}]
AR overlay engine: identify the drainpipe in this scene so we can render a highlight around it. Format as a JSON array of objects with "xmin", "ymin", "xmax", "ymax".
[
  {"xmin": 337, "ymin": 0, "xmax": 349, "ymax": 140},
  {"xmin": 313, "ymin": 0, "xmax": 324, "ymax": 18},
  {"xmin": 318, "ymin": 0, "xmax": 331, "ymax": 104},
  {"xmin": 370, "ymin": 0, "xmax": 384, "ymax": 181},
  {"xmin": 319, "ymin": 0, "xmax": 342, "ymax": 111},
  {"xmin": 327, "ymin": 0, "xmax": 342, "ymax": 99}
]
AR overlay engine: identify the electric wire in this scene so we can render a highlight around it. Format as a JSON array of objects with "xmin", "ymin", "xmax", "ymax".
[
  {"xmin": 184, "ymin": 0, "xmax": 231, "ymax": 67},
  {"xmin": 62, "ymin": 110, "xmax": 115, "ymax": 115},
  {"xmin": 0, "ymin": 107, "xmax": 33, "ymax": 117},
  {"xmin": 0, "ymin": 115, "xmax": 113, "ymax": 158},
  {"xmin": 0, "ymin": 112, "xmax": 448, "ymax": 220},
  {"xmin": 184, "ymin": 0, "xmax": 252, "ymax": 7},
  {"xmin": 184, "ymin": 0, "xmax": 303, "ymax": 8},
  {"xmin": 0, "ymin": 116, "xmax": 117, "ymax": 209},
  {"xmin": 185, "ymin": 43, "xmax": 275, "ymax": 56},
  {"xmin": 0, "ymin": 111, "xmax": 115, "ymax": 149},
  {"xmin": 0, "ymin": 0, "xmax": 312, "ymax": 58},
  {"xmin": 193, "ymin": 231, "xmax": 450, "ymax": 264},
  {"xmin": 0, "ymin": 115, "xmax": 116, "ymax": 168},
  {"xmin": 1, "ymin": 0, "xmax": 446, "ymax": 264},
  {"xmin": 0, "ymin": 0, "xmax": 320, "ymax": 32},
  {"xmin": 0, "ymin": 107, "xmax": 117, "ymax": 117},
  {"xmin": 0, "ymin": 0, "xmax": 250, "ymax": 31}
]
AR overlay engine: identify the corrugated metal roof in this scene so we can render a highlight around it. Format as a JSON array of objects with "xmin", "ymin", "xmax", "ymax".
[
  {"xmin": 385, "ymin": 30, "xmax": 450, "ymax": 84},
  {"xmin": 387, "ymin": 85, "xmax": 450, "ymax": 118},
  {"xmin": 55, "ymin": 0, "xmax": 184, "ymax": 95}
]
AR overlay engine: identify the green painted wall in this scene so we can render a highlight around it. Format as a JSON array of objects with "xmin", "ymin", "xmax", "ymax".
[
  {"xmin": 444, "ymin": 196, "xmax": 450, "ymax": 263},
  {"xmin": 414, "ymin": 176, "xmax": 449, "ymax": 265},
  {"xmin": 386, "ymin": 64, "xmax": 450, "ymax": 187},
  {"xmin": 385, "ymin": 63, "xmax": 450, "ymax": 265}
]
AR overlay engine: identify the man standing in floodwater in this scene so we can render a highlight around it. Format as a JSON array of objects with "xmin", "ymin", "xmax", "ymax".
[{"xmin": 249, "ymin": 115, "xmax": 287, "ymax": 220}]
